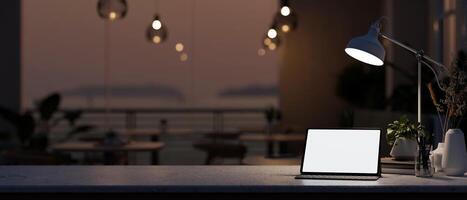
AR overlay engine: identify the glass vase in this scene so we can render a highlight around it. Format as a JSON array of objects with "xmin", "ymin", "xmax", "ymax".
[{"xmin": 415, "ymin": 144, "xmax": 434, "ymax": 177}]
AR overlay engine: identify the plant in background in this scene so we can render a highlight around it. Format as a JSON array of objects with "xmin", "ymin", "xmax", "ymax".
[
  {"xmin": 264, "ymin": 106, "xmax": 282, "ymax": 124},
  {"xmin": 387, "ymin": 115, "xmax": 423, "ymax": 146},
  {"xmin": 0, "ymin": 93, "xmax": 94, "ymax": 150},
  {"xmin": 0, "ymin": 109, "xmax": 35, "ymax": 148},
  {"xmin": 264, "ymin": 106, "xmax": 282, "ymax": 135},
  {"xmin": 427, "ymin": 51, "xmax": 467, "ymax": 138}
]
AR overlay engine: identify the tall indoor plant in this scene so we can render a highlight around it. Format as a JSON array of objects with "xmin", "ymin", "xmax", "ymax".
[{"xmin": 428, "ymin": 51, "xmax": 467, "ymax": 176}]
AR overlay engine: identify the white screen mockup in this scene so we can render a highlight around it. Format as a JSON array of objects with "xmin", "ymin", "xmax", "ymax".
[{"xmin": 302, "ymin": 129, "xmax": 381, "ymax": 174}]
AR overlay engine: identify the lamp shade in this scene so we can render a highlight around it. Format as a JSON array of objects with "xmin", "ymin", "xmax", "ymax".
[
  {"xmin": 345, "ymin": 25, "xmax": 385, "ymax": 66},
  {"xmin": 97, "ymin": 0, "xmax": 128, "ymax": 21}
]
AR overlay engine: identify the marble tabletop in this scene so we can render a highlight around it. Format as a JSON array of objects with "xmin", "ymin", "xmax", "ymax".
[{"xmin": 0, "ymin": 166, "xmax": 466, "ymax": 193}]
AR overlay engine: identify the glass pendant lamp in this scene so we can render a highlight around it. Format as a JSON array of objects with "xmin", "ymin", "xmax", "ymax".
[
  {"xmin": 275, "ymin": 0, "xmax": 297, "ymax": 34},
  {"xmin": 97, "ymin": 0, "xmax": 128, "ymax": 21},
  {"xmin": 146, "ymin": 14, "xmax": 168, "ymax": 44}
]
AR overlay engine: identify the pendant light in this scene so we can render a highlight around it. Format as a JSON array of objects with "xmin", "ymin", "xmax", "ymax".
[
  {"xmin": 264, "ymin": 22, "xmax": 281, "ymax": 51},
  {"xmin": 97, "ymin": 0, "xmax": 127, "ymax": 131},
  {"xmin": 275, "ymin": 0, "xmax": 297, "ymax": 34},
  {"xmin": 147, "ymin": 0, "xmax": 168, "ymax": 44},
  {"xmin": 97, "ymin": 0, "xmax": 128, "ymax": 21},
  {"xmin": 147, "ymin": 15, "xmax": 168, "ymax": 44}
]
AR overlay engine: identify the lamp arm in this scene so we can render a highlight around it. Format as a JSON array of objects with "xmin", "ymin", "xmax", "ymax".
[
  {"xmin": 379, "ymin": 33, "xmax": 448, "ymax": 91},
  {"xmin": 380, "ymin": 33, "xmax": 446, "ymax": 69},
  {"xmin": 421, "ymin": 60, "xmax": 446, "ymax": 91}
]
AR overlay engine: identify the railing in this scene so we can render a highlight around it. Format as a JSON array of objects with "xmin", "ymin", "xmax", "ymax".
[{"xmin": 56, "ymin": 108, "xmax": 268, "ymax": 133}]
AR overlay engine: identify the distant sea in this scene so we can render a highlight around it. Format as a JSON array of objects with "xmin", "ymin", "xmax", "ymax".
[{"xmin": 57, "ymin": 96, "xmax": 279, "ymax": 109}]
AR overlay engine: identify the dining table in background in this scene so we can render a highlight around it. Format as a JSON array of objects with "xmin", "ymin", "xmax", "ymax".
[{"xmin": 50, "ymin": 141, "xmax": 165, "ymax": 165}]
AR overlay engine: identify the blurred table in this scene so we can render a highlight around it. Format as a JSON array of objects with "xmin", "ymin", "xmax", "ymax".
[
  {"xmin": 240, "ymin": 133, "xmax": 305, "ymax": 158},
  {"xmin": 116, "ymin": 128, "xmax": 209, "ymax": 137},
  {"xmin": 51, "ymin": 141, "xmax": 164, "ymax": 165}
]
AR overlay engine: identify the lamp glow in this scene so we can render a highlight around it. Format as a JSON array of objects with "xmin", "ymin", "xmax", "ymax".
[
  {"xmin": 175, "ymin": 43, "xmax": 184, "ymax": 52},
  {"xmin": 267, "ymin": 29, "xmax": 278, "ymax": 39},
  {"xmin": 152, "ymin": 20, "xmax": 162, "ymax": 30},
  {"xmin": 258, "ymin": 48, "xmax": 266, "ymax": 56},
  {"xmin": 146, "ymin": 14, "xmax": 167, "ymax": 44},
  {"xmin": 281, "ymin": 25, "xmax": 290, "ymax": 33},
  {"xmin": 345, "ymin": 48, "xmax": 384, "ymax": 66},
  {"xmin": 280, "ymin": 6, "xmax": 291, "ymax": 16},
  {"xmin": 97, "ymin": 0, "xmax": 128, "ymax": 21},
  {"xmin": 180, "ymin": 53, "xmax": 188, "ymax": 61},
  {"xmin": 152, "ymin": 36, "xmax": 161, "ymax": 44},
  {"xmin": 268, "ymin": 43, "xmax": 277, "ymax": 50},
  {"xmin": 109, "ymin": 12, "xmax": 118, "ymax": 21},
  {"xmin": 274, "ymin": 4, "xmax": 297, "ymax": 34}
]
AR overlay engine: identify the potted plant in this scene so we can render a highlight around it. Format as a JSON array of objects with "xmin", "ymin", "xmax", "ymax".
[{"xmin": 387, "ymin": 115, "xmax": 420, "ymax": 161}]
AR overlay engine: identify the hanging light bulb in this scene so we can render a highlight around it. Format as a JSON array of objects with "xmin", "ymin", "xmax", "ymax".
[
  {"xmin": 263, "ymin": 20, "xmax": 280, "ymax": 50},
  {"xmin": 267, "ymin": 28, "xmax": 278, "ymax": 39},
  {"xmin": 146, "ymin": 15, "xmax": 168, "ymax": 44},
  {"xmin": 175, "ymin": 43, "xmax": 184, "ymax": 52},
  {"xmin": 180, "ymin": 53, "xmax": 189, "ymax": 62},
  {"xmin": 275, "ymin": 0, "xmax": 297, "ymax": 34},
  {"xmin": 275, "ymin": 13, "xmax": 297, "ymax": 34},
  {"xmin": 280, "ymin": 6, "xmax": 291, "ymax": 16},
  {"xmin": 97, "ymin": 0, "xmax": 128, "ymax": 21},
  {"xmin": 257, "ymin": 48, "xmax": 266, "ymax": 56}
]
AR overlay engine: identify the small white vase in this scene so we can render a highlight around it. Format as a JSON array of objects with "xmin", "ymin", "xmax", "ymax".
[
  {"xmin": 442, "ymin": 129, "xmax": 467, "ymax": 176},
  {"xmin": 431, "ymin": 143, "xmax": 445, "ymax": 172},
  {"xmin": 390, "ymin": 138, "xmax": 417, "ymax": 160}
]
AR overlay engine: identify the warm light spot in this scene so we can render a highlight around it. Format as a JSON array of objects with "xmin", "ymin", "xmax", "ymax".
[
  {"xmin": 345, "ymin": 48, "xmax": 384, "ymax": 66},
  {"xmin": 281, "ymin": 25, "xmax": 290, "ymax": 33},
  {"xmin": 258, "ymin": 48, "xmax": 266, "ymax": 56},
  {"xmin": 152, "ymin": 20, "xmax": 162, "ymax": 30},
  {"xmin": 280, "ymin": 6, "xmax": 291, "ymax": 16},
  {"xmin": 264, "ymin": 38, "xmax": 272, "ymax": 46},
  {"xmin": 267, "ymin": 29, "xmax": 277, "ymax": 39},
  {"xmin": 109, "ymin": 12, "xmax": 117, "ymax": 21},
  {"xmin": 175, "ymin": 43, "xmax": 184, "ymax": 52},
  {"xmin": 268, "ymin": 43, "xmax": 277, "ymax": 50},
  {"xmin": 153, "ymin": 36, "xmax": 161, "ymax": 44},
  {"xmin": 180, "ymin": 53, "xmax": 188, "ymax": 61}
]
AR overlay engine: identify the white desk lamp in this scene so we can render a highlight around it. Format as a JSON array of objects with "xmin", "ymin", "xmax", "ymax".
[{"xmin": 345, "ymin": 18, "xmax": 448, "ymax": 123}]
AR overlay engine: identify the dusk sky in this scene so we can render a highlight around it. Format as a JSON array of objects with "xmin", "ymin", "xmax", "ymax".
[{"xmin": 22, "ymin": 0, "xmax": 279, "ymax": 109}]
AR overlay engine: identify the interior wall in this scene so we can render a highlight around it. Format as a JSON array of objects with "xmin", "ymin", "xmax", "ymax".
[
  {"xmin": 279, "ymin": 0, "xmax": 383, "ymax": 129},
  {"xmin": 391, "ymin": 0, "xmax": 430, "ymax": 86},
  {"xmin": 0, "ymin": 0, "xmax": 21, "ymax": 112}
]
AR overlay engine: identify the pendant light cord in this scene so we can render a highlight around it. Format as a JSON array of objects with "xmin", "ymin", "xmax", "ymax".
[
  {"xmin": 104, "ymin": 20, "xmax": 112, "ymax": 131},
  {"xmin": 189, "ymin": 0, "xmax": 197, "ymax": 106}
]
